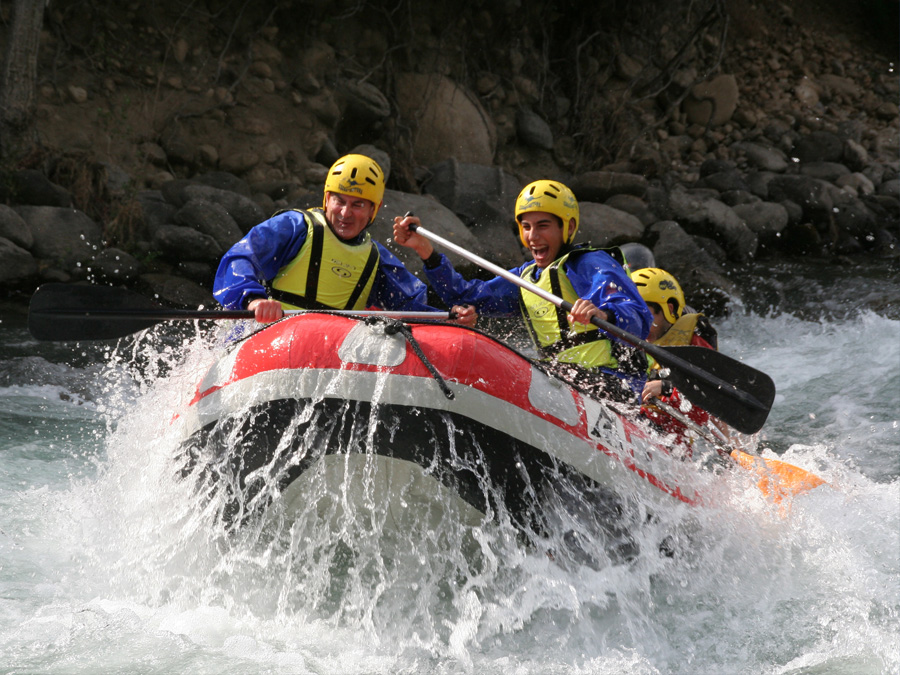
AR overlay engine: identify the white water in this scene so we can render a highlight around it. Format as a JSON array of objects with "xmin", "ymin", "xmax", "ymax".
[{"xmin": 1, "ymin": 269, "xmax": 898, "ymax": 674}]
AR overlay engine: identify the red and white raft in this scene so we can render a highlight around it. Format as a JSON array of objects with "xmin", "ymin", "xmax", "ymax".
[{"xmin": 173, "ymin": 313, "xmax": 704, "ymax": 534}]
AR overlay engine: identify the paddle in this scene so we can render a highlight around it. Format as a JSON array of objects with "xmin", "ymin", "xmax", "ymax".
[
  {"xmin": 27, "ymin": 283, "xmax": 452, "ymax": 342},
  {"xmin": 408, "ymin": 223, "xmax": 775, "ymax": 434},
  {"xmin": 649, "ymin": 397, "xmax": 826, "ymax": 503}
]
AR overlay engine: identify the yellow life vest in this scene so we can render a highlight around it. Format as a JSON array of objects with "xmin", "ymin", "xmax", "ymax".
[
  {"xmin": 518, "ymin": 253, "xmax": 618, "ymax": 370},
  {"xmin": 269, "ymin": 209, "xmax": 380, "ymax": 311},
  {"xmin": 654, "ymin": 313, "xmax": 702, "ymax": 347},
  {"xmin": 647, "ymin": 313, "xmax": 704, "ymax": 370}
]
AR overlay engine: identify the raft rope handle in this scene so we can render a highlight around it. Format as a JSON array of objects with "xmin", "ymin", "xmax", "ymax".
[{"xmin": 366, "ymin": 316, "xmax": 456, "ymax": 400}]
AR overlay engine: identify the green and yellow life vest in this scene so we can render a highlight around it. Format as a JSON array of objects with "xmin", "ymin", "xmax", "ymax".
[
  {"xmin": 647, "ymin": 313, "xmax": 708, "ymax": 370},
  {"xmin": 518, "ymin": 251, "xmax": 619, "ymax": 370},
  {"xmin": 654, "ymin": 313, "xmax": 702, "ymax": 348},
  {"xmin": 269, "ymin": 208, "xmax": 380, "ymax": 311}
]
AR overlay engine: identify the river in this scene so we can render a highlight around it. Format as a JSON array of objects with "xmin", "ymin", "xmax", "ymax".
[{"xmin": 1, "ymin": 258, "xmax": 897, "ymax": 674}]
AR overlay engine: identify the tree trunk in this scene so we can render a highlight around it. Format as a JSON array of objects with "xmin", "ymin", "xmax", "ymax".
[{"xmin": 0, "ymin": 0, "xmax": 47, "ymax": 161}]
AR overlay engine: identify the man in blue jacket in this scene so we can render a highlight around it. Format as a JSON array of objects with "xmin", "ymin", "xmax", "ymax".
[
  {"xmin": 392, "ymin": 179, "xmax": 651, "ymax": 399},
  {"xmin": 214, "ymin": 153, "xmax": 474, "ymax": 324}
]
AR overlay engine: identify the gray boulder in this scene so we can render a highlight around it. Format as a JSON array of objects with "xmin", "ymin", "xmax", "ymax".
[
  {"xmin": 831, "ymin": 193, "xmax": 878, "ymax": 239},
  {"xmin": 136, "ymin": 190, "xmax": 178, "ymax": 239},
  {"xmin": 667, "ymin": 189, "xmax": 758, "ymax": 261},
  {"xmin": 578, "ymin": 202, "xmax": 645, "ymax": 247},
  {"xmin": 799, "ymin": 161, "xmax": 851, "ymax": 182},
  {"xmin": 571, "ymin": 171, "xmax": 649, "ymax": 202},
  {"xmin": 734, "ymin": 142, "xmax": 789, "ymax": 173},
  {"xmin": 732, "ymin": 201, "xmax": 789, "ymax": 237},
  {"xmin": 604, "ymin": 194, "xmax": 658, "ymax": 226},
  {"xmin": 174, "ymin": 198, "xmax": 244, "ymax": 250},
  {"xmin": 194, "ymin": 171, "xmax": 253, "ymax": 197},
  {"xmin": 371, "ymin": 189, "xmax": 502, "ymax": 274},
  {"xmin": 15, "ymin": 206, "xmax": 103, "ymax": 271},
  {"xmin": 182, "ymin": 185, "xmax": 267, "ymax": 233},
  {"xmin": 395, "ymin": 73, "xmax": 496, "ymax": 166},
  {"xmin": 152, "ymin": 224, "xmax": 223, "ymax": 263},
  {"xmin": 0, "ymin": 170, "xmax": 72, "ymax": 207},
  {"xmin": 0, "ymin": 204, "xmax": 33, "ymax": 250},
  {"xmin": 695, "ymin": 170, "xmax": 752, "ymax": 194},
  {"xmin": 516, "ymin": 108, "xmax": 554, "ymax": 150},
  {"xmin": 0, "ymin": 237, "xmax": 38, "ymax": 284},
  {"xmin": 137, "ymin": 273, "xmax": 214, "ymax": 309},
  {"xmin": 91, "ymin": 247, "xmax": 141, "ymax": 283},
  {"xmin": 791, "ymin": 131, "xmax": 844, "ymax": 163},
  {"xmin": 422, "ymin": 159, "xmax": 520, "ymax": 236},
  {"xmin": 766, "ymin": 175, "xmax": 835, "ymax": 224}
]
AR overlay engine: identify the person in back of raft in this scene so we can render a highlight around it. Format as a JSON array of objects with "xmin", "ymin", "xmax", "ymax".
[
  {"xmin": 630, "ymin": 267, "xmax": 726, "ymax": 450},
  {"xmin": 392, "ymin": 179, "xmax": 652, "ymax": 401},
  {"xmin": 213, "ymin": 153, "xmax": 475, "ymax": 325}
]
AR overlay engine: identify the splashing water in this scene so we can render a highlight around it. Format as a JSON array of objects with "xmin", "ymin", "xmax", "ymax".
[{"xmin": 0, "ymin": 262, "xmax": 897, "ymax": 674}]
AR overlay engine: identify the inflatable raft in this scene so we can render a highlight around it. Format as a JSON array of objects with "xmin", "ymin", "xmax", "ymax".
[{"xmin": 172, "ymin": 312, "xmax": 707, "ymax": 543}]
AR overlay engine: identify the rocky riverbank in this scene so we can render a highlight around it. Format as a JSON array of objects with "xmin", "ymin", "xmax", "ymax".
[{"xmin": 0, "ymin": 0, "xmax": 896, "ymax": 315}]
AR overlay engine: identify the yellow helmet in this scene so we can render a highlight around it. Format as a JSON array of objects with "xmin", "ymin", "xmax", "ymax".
[
  {"xmin": 515, "ymin": 180, "xmax": 579, "ymax": 248},
  {"xmin": 630, "ymin": 267, "xmax": 685, "ymax": 324},
  {"xmin": 323, "ymin": 154, "xmax": 385, "ymax": 223}
]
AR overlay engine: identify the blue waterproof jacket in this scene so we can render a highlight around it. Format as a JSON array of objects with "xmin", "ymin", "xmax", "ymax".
[
  {"xmin": 423, "ymin": 248, "xmax": 652, "ymax": 340},
  {"xmin": 213, "ymin": 210, "xmax": 437, "ymax": 312}
]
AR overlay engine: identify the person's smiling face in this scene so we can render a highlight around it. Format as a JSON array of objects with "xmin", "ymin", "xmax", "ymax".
[
  {"xmin": 324, "ymin": 191, "xmax": 375, "ymax": 240},
  {"xmin": 519, "ymin": 211, "xmax": 565, "ymax": 268}
]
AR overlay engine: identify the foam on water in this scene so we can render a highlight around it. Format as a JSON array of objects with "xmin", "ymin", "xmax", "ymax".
[{"xmin": 0, "ymin": 304, "xmax": 898, "ymax": 673}]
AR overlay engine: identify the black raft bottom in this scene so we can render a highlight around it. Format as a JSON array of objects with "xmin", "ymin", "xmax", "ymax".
[{"xmin": 178, "ymin": 396, "xmax": 638, "ymax": 561}]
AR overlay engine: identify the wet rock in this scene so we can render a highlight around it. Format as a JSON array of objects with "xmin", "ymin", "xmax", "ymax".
[
  {"xmin": 15, "ymin": 206, "xmax": 102, "ymax": 272},
  {"xmin": 135, "ymin": 190, "xmax": 178, "ymax": 240},
  {"xmin": 516, "ymin": 108, "xmax": 554, "ymax": 150},
  {"xmin": 835, "ymin": 172, "xmax": 876, "ymax": 196},
  {"xmin": 604, "ymin": 194, "xmax": 658, "ymax": 226},
  {"xmin": 151, "ymin": 224, "xmax": 222, "ymax": 264},
  {"xmin": 219, "ymin": 150, "xmax": 260, "ymax": 175},
  {"xmin": 339, "ymin": 80, "xmax": 391, "ymax": 123},
  {"xmin": 182, "ymin": 185, "xmax": 267, "ymax": 233},
  {"xmin": 395, "ymin": 73, "xmax": 496, "ymax": 166},
  {"xmin": 732, "ymin": 201, "xmax": 790, "ymax": 253},
  {"xmin": 371, "ymin": 189, "xmax": 488, "ymax": 273},
  {"xmin": 780, "ymin": 221, "xmax": 825, "ymax": 255},
  {"xmin": 682, "ymin": 74, "xmax": 738, "ymax": 126},
  {"xmin": 877, "ymin": 179, "xmax": 900, "ymax": 199},
  {"xmin": 174, "ymin": 199, "xmax": 244, "ymax": 250},
  {"xmin": 137, "ymin": 273, "xmax": 214, "ymax": 309},
  {"xmin": 831, "ymin": 193, "xmax": 878, "ymax": 239},
  {"xmin": 0, "ymin": 170, "xmax": 72, "ymax": 207},
  {"xmin": 667, "ymin": 189, "xmax": 758, "ymax": 261},
  {"xmin": 571, "ymin": 171, "xmax": 649, "ymax": 203},
  {"xmin": 791, "ymin": 130, "xmax": 844, "ymax": 163},
  {"xmin": 0, "ymin": 205, "xmax": 33, "ymax": 250},
  {"xmin": 842, "ymin": 138, "xmax": 870, "ymax": 171},
  {"xmin": 91, "ymin": 247, "xmax": 140, "ymax": 283},
  {"xmin": 578, "ymin": 203, "xmax": 645, "ymax": 246},
  {"xmin": 799, "ymin": 161, "xmax": 851, "ymax": 182},
  {"xmin": 695, "ymin": 170, "xmax": 751, "ymax": 193},
  {"xmin": 734, "ymin": 142, "xmax": 789, "ymax": 173},
  {"xmin": 766, "ymin": 174, "xmax": 838, "ymax": 227},
  {"xmin": 176, "ymin": 261, "xmax": 215, "ymax": 285},
  {"xmin": 422, "ymin": 158, "xmax": 519, "ymax": 230},
  {"xmin": 0, "ymin": 238, "xmax": 38, "ymax": 284}
]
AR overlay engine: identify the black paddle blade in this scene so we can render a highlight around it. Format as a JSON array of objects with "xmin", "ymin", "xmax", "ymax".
[
  {"xmin": 659, "ymin": 345, "xmax": 775, "ymax": 435},
  {"xmin": 28, "ymin": 283, "xmax": 165, "ymax": 341}
]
